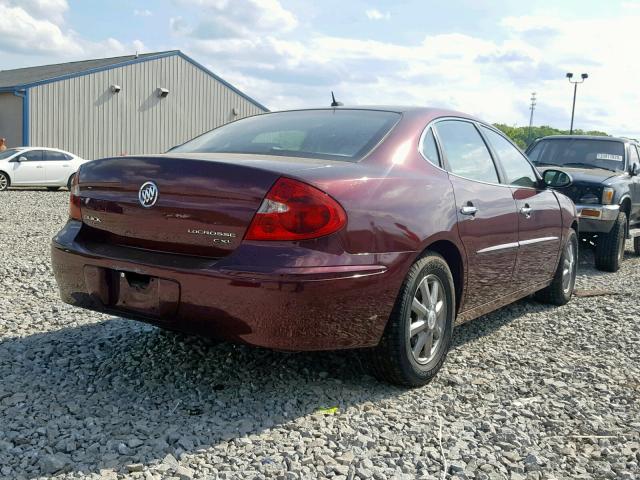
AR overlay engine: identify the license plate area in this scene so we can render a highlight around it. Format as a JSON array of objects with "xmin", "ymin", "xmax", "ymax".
[{"xmin": 84, "ymin": 266, "xmax": 180, "ymax": 319}]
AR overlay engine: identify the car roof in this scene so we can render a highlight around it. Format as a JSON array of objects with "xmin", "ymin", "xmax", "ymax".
[
  {"xmin": 19, "ymin": 146, "xmax": 74, "ymax": 154},
  {"xmin": 536, "ymin": 135, "xmax": 627, "ymax": 143},
  {"xmin": 263, "ymin": 105, "xmax": 483, "ymax": 124}
]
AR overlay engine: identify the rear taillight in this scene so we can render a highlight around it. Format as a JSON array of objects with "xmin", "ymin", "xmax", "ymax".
[
  {"xmin": 69, "ymin": 173, "xmax": 82, "ymax": 221},
  {"xmin": 245, "ymin": 177, "xmax": 347, "ymax": 241}
]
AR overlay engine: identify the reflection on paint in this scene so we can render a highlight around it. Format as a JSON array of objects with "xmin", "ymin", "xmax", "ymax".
[{"xmin": 392, "ymin": 141, "xmax": 412, "ymax": 165}]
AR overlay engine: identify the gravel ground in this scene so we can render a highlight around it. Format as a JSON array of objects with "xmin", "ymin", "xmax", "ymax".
[{"xmin": 0, "ymin": 189, "xmax": 639, "ymax": 480}]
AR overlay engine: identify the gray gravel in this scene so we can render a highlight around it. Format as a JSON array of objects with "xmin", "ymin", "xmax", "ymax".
[{"xmin": 1, "ymin": 189, "xmax": 639, "ymax": 480}]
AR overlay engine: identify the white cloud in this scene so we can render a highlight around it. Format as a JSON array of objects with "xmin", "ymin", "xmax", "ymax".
[
  {"xmin": 2, "ymin": 0, "xmax": 638, "ymax": 138},
  {"xmin": 0, "ymin": 3, "xmax": 81, "ymax": 55},
  {"xmin": 175, "ymin": 0, "xmax": 297, "ymax": 33},
  {"xmin": 365, "ymin": 9, "xmax": 390, "ymax": 21},
  {"xmin": 134, "ymin": 8, "xmax": 153, "ymax": 17},
  {"xmin": 0, "ymin": 2, "xmax": 146, "ymax": 60},
  {"xmin": 4, "ymin": 0, "xmax": 68, "ymax": 23},
  {"xmin": 179, "ymin": 7, "xmax": 640, "ymax": 137}
]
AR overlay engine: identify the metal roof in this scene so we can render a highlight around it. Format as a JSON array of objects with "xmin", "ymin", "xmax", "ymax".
[
  {"xmin": 0, "ymin": 50, "xmax": 268, "ymax": 112},
  {"xmin": 0, "ymin": 51, "xmax": 175, "ymax": 88}
]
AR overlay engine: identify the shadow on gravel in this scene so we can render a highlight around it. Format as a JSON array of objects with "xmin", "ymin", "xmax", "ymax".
[
  {"xmin": 451, "ymin": 298, "xmax": 555, "ymax": 350},
  {"xmin": 0, "ymin": 320, "xmax": 401, "ymax": 478},
  {"xmin": 0, "ymin": 244, "xmax": 611, "ymax": 478},
  {"xmin": 2, "ymin": 294, "xmax": 559, "ymax": 478}
]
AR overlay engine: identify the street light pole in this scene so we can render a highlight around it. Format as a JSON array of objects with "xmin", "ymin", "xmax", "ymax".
[
  {"xmin": 566, "ymin": 72, "xmax": 588, "ymax": 135},
  {"xmin": 527, "ymin": 92, "xmax": 537, "ymax": 145}
]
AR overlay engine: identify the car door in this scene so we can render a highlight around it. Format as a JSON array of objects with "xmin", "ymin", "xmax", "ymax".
[
  {"xmin": 9, "ymin": 149, "xmax": 46, "ymax": 185},
  {"xmin": 44, "ymin": 150, "xmax": 73, "ymax": 185},
  {"xmin": 480, "ymin": 126, "xmax": 562, "ymax": 284},
  {"xmin": 432, "ymin": 119, "xmax": 519, "ymax": 311},
  {"xmin": 627, "ymin": 144, "xmax": 640, "ymax": 226}
]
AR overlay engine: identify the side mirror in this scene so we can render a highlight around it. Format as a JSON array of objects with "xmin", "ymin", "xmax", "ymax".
[
  {"xmin": 542, "ymin": 169, "xmax": 572, "ymax": 188},
  {"xmin": 630, "ymin": 164, "xmax": 639, "ymax": 176},
  {"xmin": 11, "ymin": 156, "xmax": 26, "ymax": 163}
]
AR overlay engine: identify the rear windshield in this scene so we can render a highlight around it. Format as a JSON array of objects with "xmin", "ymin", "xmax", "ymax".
[
  {"xmin": 527, "ymin": 138, "xmax": 626, "ymax": 172},
  {"xmin": 172, "ymin": 109, "xmax": 401, "ymax": 162}
]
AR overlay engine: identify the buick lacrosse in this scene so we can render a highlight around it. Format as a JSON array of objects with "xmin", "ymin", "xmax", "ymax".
[{"xmin": 52, "ymin": 107, "xmax": 578, "ymax": 386}]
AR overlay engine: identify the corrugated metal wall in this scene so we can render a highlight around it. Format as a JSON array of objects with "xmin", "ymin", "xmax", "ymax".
[
  {"xmin": 28, "ymin": 55, "xmax": 266, "ymax": 160},
  {"xmin": 0, "ymin": 93, "xmax": 23, "ymax": 148}
]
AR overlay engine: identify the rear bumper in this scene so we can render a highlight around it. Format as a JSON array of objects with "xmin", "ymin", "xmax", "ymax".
[
  {"xmin": 51, "ymin": 222, "xmax": 412, "ymax": 351},
  {"xmin": 576, "ymin": 204, "xmax": 619, "ymax": 233}
]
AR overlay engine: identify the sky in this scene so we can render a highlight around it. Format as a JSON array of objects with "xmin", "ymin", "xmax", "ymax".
[{"xmin": 1, "ymin": 0, "xmax": 639, "ymax": 138}]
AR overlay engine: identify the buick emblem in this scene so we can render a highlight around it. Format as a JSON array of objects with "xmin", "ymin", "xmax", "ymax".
[{"xmin": 138, "ymin": 181, "xmax": 159, "ymax": 208}]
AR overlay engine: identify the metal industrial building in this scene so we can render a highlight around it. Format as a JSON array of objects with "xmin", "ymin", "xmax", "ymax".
[{"xmin": 0, "ymin": 50, "xmax": 268, "ymax": 159}]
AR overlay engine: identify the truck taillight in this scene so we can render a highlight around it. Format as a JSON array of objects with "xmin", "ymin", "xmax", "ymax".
[
  {"xmin": 244, "ymin": 177, "xmax": 347, "ymax": 241},
  {"xmin": 69, "ymin": 174, "xmax": 82, "ymax": 221}
]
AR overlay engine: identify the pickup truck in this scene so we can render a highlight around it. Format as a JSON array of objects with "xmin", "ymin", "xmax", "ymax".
[{"xmin": 527, "ymin": 135, "xmax": 640, "ymax": 272}]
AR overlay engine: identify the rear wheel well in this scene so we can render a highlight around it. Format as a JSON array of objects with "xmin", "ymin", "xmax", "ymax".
[
  {"xmin": 423, "ymin": 240, "xmax": 463, "ymax": 314},
  {"xmin": 620, "ymin": 197, "xmax": 631, "ymax": 229},
  {"xmin": 571, "ymin": 220, "xmax": 578, "ymax": 234}
]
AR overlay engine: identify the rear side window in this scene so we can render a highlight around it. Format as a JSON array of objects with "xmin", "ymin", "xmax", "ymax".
[
  {"xmin": 435, "ymin": 120, "xmax": 499, "ymax": 183},
  {"xmin": 173, "ymin": 110, "xmax": 401, "ymax": 162},
  {"xmin": 44, "ymin": 151, "xmax": 68, "ymax": 161},
  {"xmin": 528, "ymin": 139, "xmax": 626, "ymax": 172},
  {"xmin": 481, "ymin": 126, "xmax": 538, "ymax": 188},
  {"xmin": 420, "ymin": 128, "xmax": 440, "ymax": 166}
]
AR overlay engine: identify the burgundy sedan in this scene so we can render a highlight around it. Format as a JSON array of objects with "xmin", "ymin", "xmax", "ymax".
[{"xmin": 51, "ymin": 107, "xmax": 578, "ymax": 386}]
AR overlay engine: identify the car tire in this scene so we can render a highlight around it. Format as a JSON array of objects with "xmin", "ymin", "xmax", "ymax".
[
  {"xmin": 595, "ymin": 212, "xmax": 626, "ymax": 272},
  {"xmin": 47, "ymin": 187, "xmax": 60, "ymax": 191},
  {"xmin": 369, "ymin": 253, "xmax": 455, "ymax": 387},
  {"xmin": 634, "ymin": 237, "xmax": 640, "ymax": 256},
  {"xmin": 67, "ymin": 174, "xmax": 75, "ymax": 190},
  {"xmin": 0, "ymin": 172, "xmax": 9, "ymax": 191},
  {"xmin": 535, "ymin": 229, "xmax": 578, "ymax": 305}
]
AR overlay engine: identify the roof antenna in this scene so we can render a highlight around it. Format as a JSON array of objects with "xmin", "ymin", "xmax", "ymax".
[
  {"xmin": 135, "ymin": 50, "xmax": 139, "ymax": 58},
  {"xmin": 330, "ymin": 91, "xmax": 342, "ymax": 107}
]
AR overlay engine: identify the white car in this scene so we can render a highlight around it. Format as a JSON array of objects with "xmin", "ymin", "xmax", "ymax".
[{"xmin": 0, "ymin": 147, "xmax": 88, "ymax": 191}]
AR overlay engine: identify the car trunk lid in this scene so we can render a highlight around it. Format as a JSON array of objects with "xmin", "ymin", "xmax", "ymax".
[{"xmin": 77, "ymin": 154, "xmax": 332, "ymax": 257}]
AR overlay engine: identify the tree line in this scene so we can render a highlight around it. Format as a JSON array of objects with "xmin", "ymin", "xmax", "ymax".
[{"xmin": 493, "ymin": 124, "xmax": 609, "ymax": 149}]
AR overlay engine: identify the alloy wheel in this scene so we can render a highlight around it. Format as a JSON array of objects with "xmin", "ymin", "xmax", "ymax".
[
  {"xmin": 408, "ymin": 274, "xmax": 446, "ymax": 365},
  {"xmin": 0, "ymin": 174, "xmax": 8, "ymax": 191},
  {"xmin": 562, "ymin": 241, "xmax": 576, "ymax": 294}
]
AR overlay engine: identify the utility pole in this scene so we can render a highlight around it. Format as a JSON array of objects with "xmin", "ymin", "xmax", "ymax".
[
  {"xmin": 566, "ymin": 72, "xmax": 588, "ymax": 134},
  {"xmin": 527, "ymin": 92, "xmax": 537, "ymax": 145}
]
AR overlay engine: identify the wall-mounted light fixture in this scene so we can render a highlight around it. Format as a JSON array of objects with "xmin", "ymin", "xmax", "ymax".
[
  {"xmin": 157, "ymin": 87, "xmax": 170, "ymax": 98},
  {"xmin": 231, "ymin": 107, "xmax": 238, "ymax": 116},
  {"xmin": 110, "ymin": 84, "xmax": 121, "ymax": 93}
]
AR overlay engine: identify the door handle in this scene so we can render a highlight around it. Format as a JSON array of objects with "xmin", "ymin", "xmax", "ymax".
[
  {"xmin": 460, "ymin": 205, "xmax": 478, "ymax": 216},
  {"xmin": 36, "ymin": 166, "xmax": 44, "ymax": 169},
  {"xmin": 520, "ymin": 204, "xmax": 533, "ymax": 218}
]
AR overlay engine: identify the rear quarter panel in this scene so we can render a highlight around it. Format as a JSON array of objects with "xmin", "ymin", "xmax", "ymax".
[{"xmin": 301, "ymin": 159, "xmax": 458, "ymax": 255}]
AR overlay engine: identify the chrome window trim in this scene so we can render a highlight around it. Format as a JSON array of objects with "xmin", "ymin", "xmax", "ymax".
[
  {"xmin": 478, "ymin": 124, "xmax": 540, "ymax": 188},
  {"xmin": 418, "ymin": 116, "xmax": 540, "ymax": 191}
]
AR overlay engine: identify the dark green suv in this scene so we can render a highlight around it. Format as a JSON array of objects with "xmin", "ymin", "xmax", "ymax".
[{"xmin": 527, "ymin": 135, "xmax": 640, "ymax": 272}]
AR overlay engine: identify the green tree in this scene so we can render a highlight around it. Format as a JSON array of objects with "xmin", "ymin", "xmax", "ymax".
[{"xmin": 493, "ymin": 124, "xmax": 609, "ymax": 150}]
